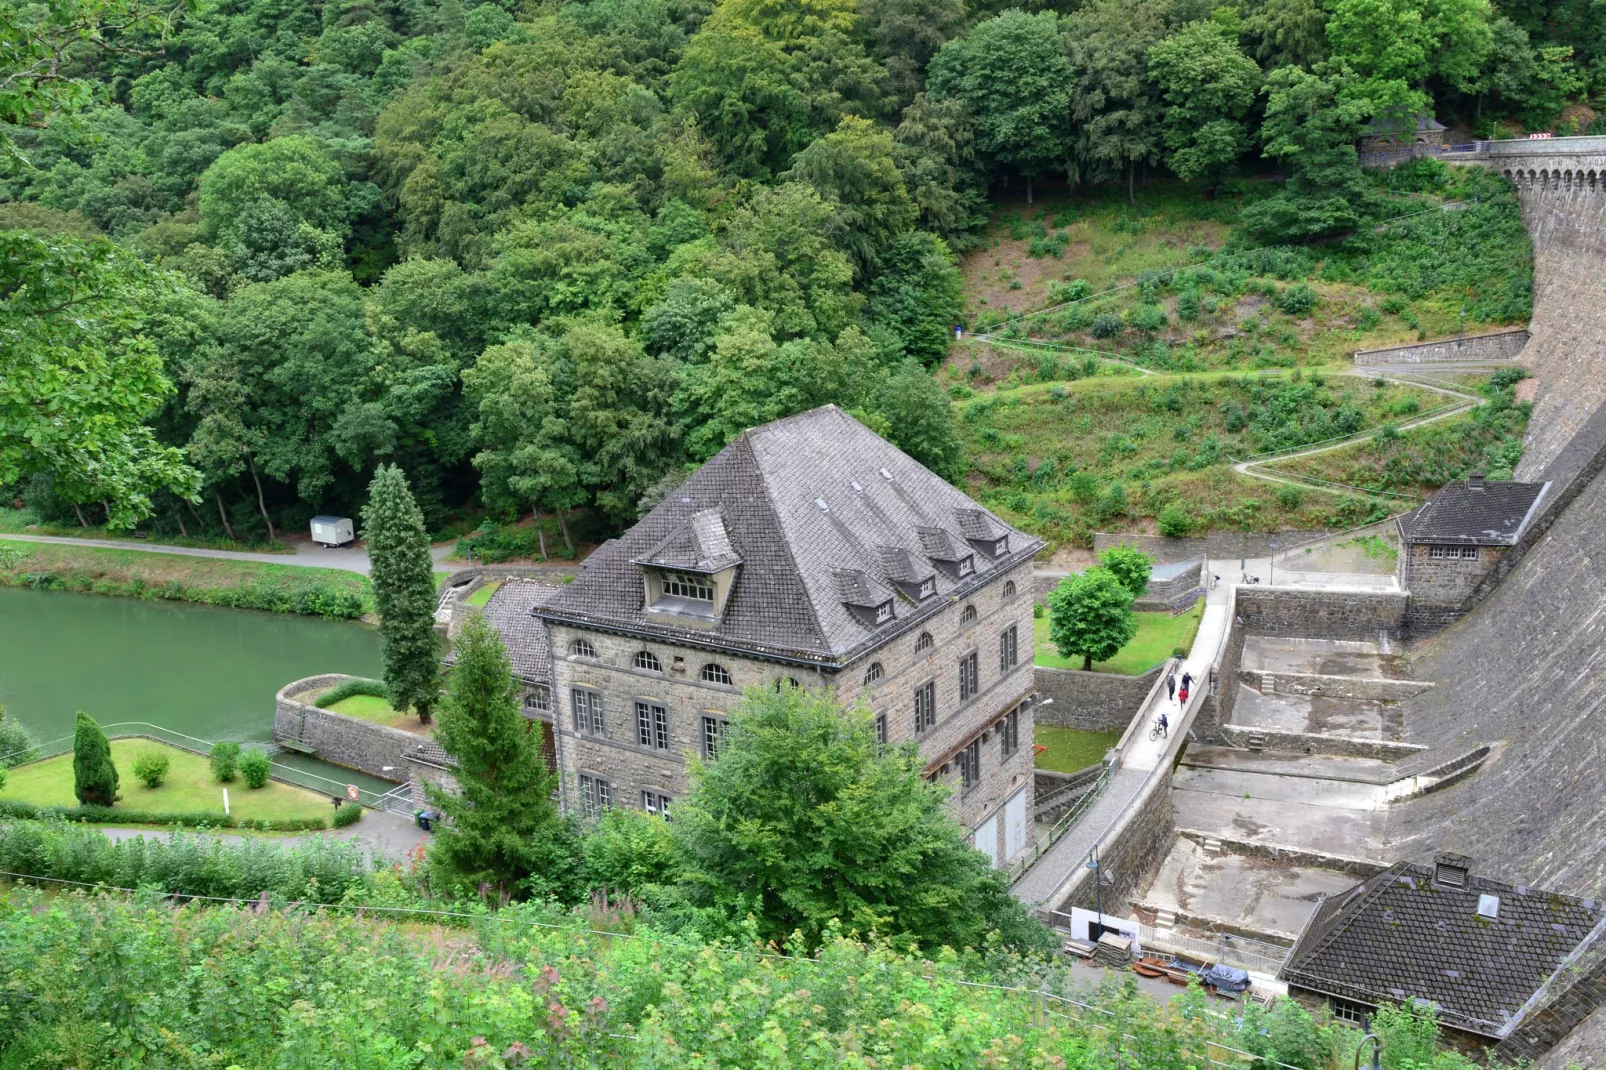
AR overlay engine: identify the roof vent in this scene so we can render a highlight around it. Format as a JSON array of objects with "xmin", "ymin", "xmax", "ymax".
[
  {"xmin": 878, "ymin": 467, "xmax": 893, "ymax": 480},
  {"xmin": 1434, "ymin": 853, "xmax": 1473, "ymax": 888},
  {"xmin": 814, "ymin": 498, "xmax": 829, "ymax": 512},
  {"xmin": 1468, "ymin": 472, "xmax": 1485, "ymax": 491},
  {"xmin": 1477, "ymin": 894, "xmax": 1500, "ymax": 920},
  {"xmin": 850, "ymin": 480, "xmax": 863, "ymax": 492}
]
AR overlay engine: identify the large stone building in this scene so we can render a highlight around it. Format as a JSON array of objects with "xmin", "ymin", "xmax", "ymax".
[{"xmin": 525, "ymin": 405, "xmax": 1043, "ymax": 865}]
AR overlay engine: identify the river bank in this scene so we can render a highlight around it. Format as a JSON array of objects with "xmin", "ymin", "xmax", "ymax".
[{"xmin": 0, "ymin": 539, "xmax": 372, "ymax": 619}]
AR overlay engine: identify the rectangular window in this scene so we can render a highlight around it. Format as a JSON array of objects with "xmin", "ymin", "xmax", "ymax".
[
  {"xmin": 525, "ymin": 685, "xmax": 551, "ymax": 713},
  {"xmin": 1000, "ymin": 708, "xmax": 1019, "ymax": 759},
  {"xmin": 1461, "ymin": 546, "xmax": 1479, "ymax": 560},
  {"xmin": 993, "ymin": 537, "xmax": 1008, "ymax": 557},
  {"xmin": 662, "ymin": 570, "xmax": 714, "ymax": 601},
  {"xmin": 959, "ymin": 739, "xmax": 981, "ymax": 792},
  {"xmin": 875, "ymin": 601, "xmax": 893, "ymax": 624},
  {"xmin": 579, "ymin": 774, "xmax": 612, "ymax": 817},
  {"xmin": 958, "ymin": 556, "xmax": 974, "ymax": 577},
  {"xmin": 571, "ymin": 688, "xmax": 604, "ymax": 734},
  {"xmin": 914, "ymin": 680, "xmax": 937, "ymax": 733},
  {"xmin": 636, "ymin": 701, "xmax": 669, "ymax": 750},
  {"xmin": 701, "ymin": 714, "xmax": 726, "ymax": 759},
  {"xmin": 1429, "ymin": 545, "xmax": 1453, "ymax": 559},
  {"xmin": 958, "ymin": 651, "xmax": 979, "ymax": 702},
  {"xmin": 918, "ymin": 577, "xmax": 936, "ymax": 599},
  {"xmin": 643, "ymin": 790, "xmax": 672, "ymax": 820},
  {"xmin": 1330, "ymin": 998, "xmax": 1371, "ymax": 1025},
  {"xmin": 998, "ymin": 625, "xmax": 1018, "ymax": 674},
  {"xmin": 875, "ymin": 712, "xmax": 888, "ymax": 745}
]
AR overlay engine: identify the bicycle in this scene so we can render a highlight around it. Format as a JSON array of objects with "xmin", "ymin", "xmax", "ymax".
[
  {"xmin": 1148, "ymin": 717, "xmax": 1169, "ymax": 741},
  {"xmin": 1240, "ymin": 571, "xmax": 1261, "ymax": 584}
]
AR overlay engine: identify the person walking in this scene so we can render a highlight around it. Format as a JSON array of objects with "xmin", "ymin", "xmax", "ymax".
[
  {"xmin": 1181, "ymin": 670, "xmax": 1193, "ymax": 693},
  {"xmin": 1167, "ymin": 671, "xmax": 1177, "ymax": 701}
]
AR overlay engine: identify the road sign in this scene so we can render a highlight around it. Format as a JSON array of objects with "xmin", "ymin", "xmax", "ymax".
[{"xmin": 346, "ymin": 784, "xmax": 360, "ymax": 802}]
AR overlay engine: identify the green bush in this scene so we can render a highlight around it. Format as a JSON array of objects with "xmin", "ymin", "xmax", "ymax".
[
  {"xmin": 315, "ymin": 677, "xmax": 389, "ymax": 708},
  {"xmin": 1157, "ymin": 505, "xmax": 1192, "ymax": 537},
  {"xmin": 1089, "ymin": 312, "xmax": 1123, "ymax": 339},
  {"xmin": 210, "ymin": 741, "xmax": 241, "ymax": 783},
  {"xmin": 1032, "ymin": 602, "xmax": 1045, "ymax": 619},
  {"xmin": 131, "ymin": 748, "xmax": 170, "ymax": 789},
  {"xmin": 1131, "ymin": 304, "xmax": 1167, "ymax": 332},
  {"xmin": 1275, "ymin": 484, "xmax": 1304, "ymax": 510},
  {"xmin": 72, "ymin": 712, "xmax": 118, "ymax": 807},
  {"xmin": 0, "ymin": 708, "xmax": 36, "ymax": 767},
  {"xmin": 1276, "ymin": 283, "xmax": 1318, "ymax": 315},
  {"xmin": 332, "ymin": 801, "xmax": 364, "ymax": 828},
  {"xmin": 0, "ymin": 799, "xmax": 325, "ymax": 829},
  {"xmin": 239, "ymin": 748, "xmax": 271, "ymax": 789}
]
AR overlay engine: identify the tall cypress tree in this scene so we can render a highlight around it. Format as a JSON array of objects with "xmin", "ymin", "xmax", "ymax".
[
  {"xmin": 72, "ymin": 711, "xmax": 119, "ymax": 807},
  {"xmin": 425, "ymin": 613, "xmax": 576, "ymax": 899},
  {"xmin": 362, "ymin": 464, "xmax": 441, "ymax": 723}
]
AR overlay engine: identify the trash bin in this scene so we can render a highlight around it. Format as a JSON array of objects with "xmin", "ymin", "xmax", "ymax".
[{"xmin": 420, "ymin": 811, "xmax": 433, "ymax": 832}]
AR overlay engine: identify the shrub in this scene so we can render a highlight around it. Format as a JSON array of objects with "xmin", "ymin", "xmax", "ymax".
[
  {"xmin": 1157, "ymin": 505, "xmax": 1192, "ymax": 537},
  {"xmin": 239, "ymin": 748, "xmax": 272, "ymax": 789},
  {"xmin": 1381, "ymin": 295, "xmax": 1408, "ymax": 315},
  {"xmin": 72, "ymin": 712, "xmax": 118, "ymax": 807},
  {"xmin": 1357, "ymin": 305, "xmax": 1381, "ymax": 330},
  {"xmin": 1276, "ymin": 283, "xmax": 1318, "ymax": 315},
  {"xmin": 1061, "ymin": 305, "xmax": 1092, "ymax": 331},
  {"xmin": 1176, "ymin": 290, "xmax": 1200, "ymax": 321},
  {"xmin": 0, "ymin": 707, "xmax": 36, "ymax": 767},
  {"xmin": 131, "ymin": 748, "xmax": 170, "ymax": 789},
  {"xmin": 1033, "ymin": 602, "xmax": 1045, "ymax": 619},
  {"xmin": 210, "ymin": 741, "xmax": 241, "ymax": 783},
  {"xmin": 1132, "ymin": 305, "xmax": 1167, "ymax": 333},
  {"xmin": 1051, "ymin": 278, "xmax": 1092, "ymax": 303},
  {"xmin": 1094, "ymin": 481, "xmax": 1128, "ymax": 520},
  {"xmin": 316, "ymin": 678, "xmax": 389, "ymax": 708},
  {"xmin": 1089, "ymin": 312, "xmax": 1123, "ymax": 339},
  {"xmin": 332, "ymin": 801, "xmax": 364, "ymax": 828},
  {"xmin": 1276, "ymin": 484, "xmax": 1304, "ymax": 510}
]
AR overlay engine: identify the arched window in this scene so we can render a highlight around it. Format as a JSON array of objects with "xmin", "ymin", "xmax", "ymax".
[
  {"xmin": 960, "ymin": 604, "xmax": 978, "ymax": 626},
  {"xmin": 863, "ymin": 662, "xmax": 884, "ymax": 685},
  {"xmin": 633, "ymin": 650, "xmax": 662, "ymax": 673},
  {"xmin": 915, "ymin": 632, "xmax": 934, "ymax": 654},
  {"xmin": 700, "ymin": 663, "xmax": 732, "ymax": 686},
  {"xmin": 774, "ymin": 677, "xmax": 802, "ymax": 692},
  {"xmin": 1002, "ymin": 580, "xmax": 1017, "ymax": 601},
  {"xmin": 570, "ymin": 638, "xmax": 597, "ymax": 659}
]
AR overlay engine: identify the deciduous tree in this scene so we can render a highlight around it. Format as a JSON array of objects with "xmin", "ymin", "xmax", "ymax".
[
  {"xmin": 1048, "ymin": 567, "xmax": 1138, "ymax": 671},
  {"xmin": 1098, "ymin": 544, "xmax": 1154, "ymax": 599},
  {"xmin": 1146, "ymin": 23, "xmax": 1261, "ymax": 184}
]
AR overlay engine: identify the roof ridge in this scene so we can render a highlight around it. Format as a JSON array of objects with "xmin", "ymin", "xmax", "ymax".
[{"xmin": 737, "ymin": 430, "xmax": 835, "ymax": 654}]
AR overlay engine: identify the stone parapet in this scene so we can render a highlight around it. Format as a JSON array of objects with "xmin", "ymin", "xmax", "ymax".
[
  {"xmin": 1034, "ymin": 663, "xmax": 1165, "ymax": 733},
  {"xmin": 1234, "ymin": 587, "xmax": 1409, "ymax": 641},
  {"xmin": 1354, "ymin": 327, "xmax": 1529, "ymax": 366},
  {"xmin": 1094, "ymin": 530, "xmax": 1321, "ymax": 565},
  {"xmin": 274, "ymin": 675, "xmax": 423, "ymax": 784},
  {"xmin": 1218, "ymin": 723, "xmax": 1425, "ymax": 760}
]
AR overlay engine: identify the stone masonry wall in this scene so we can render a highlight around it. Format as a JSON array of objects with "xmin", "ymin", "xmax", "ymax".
[
  {"xmin": 1353, "ymin": 327, "xmax": 1529, "ymax": 366},
  {"xmin": 1402, "ymin": 542, "xmax": 1505, "ymax": 631},
  {"xmin": 1035, "ymin": 663, "xmax": 1164, "ymax": 732},
  {"xmin": 1234, "ymin": 587, "xmax": 1408, "ymax": 641},
  {"xmin": 1049, "ymin": 763, "xmax": 1175, "ymax": 917},
  {"xmin": 1094, "ymin": 530, "xmax": 1320, "ymax": 564},
  {"xmin": 274, "ymin": 676, "xmax": 415, "ymax": 783},
  {"xmin": 1244, "ymin": 670, "xmax": 1433, "ymax": 702}
]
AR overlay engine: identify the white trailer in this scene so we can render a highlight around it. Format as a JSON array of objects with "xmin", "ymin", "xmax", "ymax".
[{"xmin": 310, "ymin": 515, "xmax": 355, "ymax": 547}]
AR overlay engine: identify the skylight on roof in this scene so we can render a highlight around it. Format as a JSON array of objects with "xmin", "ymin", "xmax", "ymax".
[
  {"xmin": 851, "ymin": 480, "xmax": 863, "ymax": 492},
  {"xmin": 1477, "ymin": 894, "xmax": 1501, "ymax": 920}
]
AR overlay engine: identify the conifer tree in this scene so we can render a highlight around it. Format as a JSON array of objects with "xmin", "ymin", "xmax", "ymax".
[
  {"xmin": 362, "ymin": 464, "xmax": 440, "ymax": 723},
  {"xmin": 425, "ymin": 614, "xmax": 576, "ymax": 899},
  {"xmin": 72, "ymin": 711, "xmax": 118, "ymax": 807}
]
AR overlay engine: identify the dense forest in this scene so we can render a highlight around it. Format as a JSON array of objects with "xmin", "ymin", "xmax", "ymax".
[{"xmin": 2, "ymin": 0, "xmax": 1600, "ymax": 544}]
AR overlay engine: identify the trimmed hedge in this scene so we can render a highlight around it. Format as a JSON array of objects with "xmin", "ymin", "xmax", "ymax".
[
  {"xmin": 0, "ymin": 799, "xmax": 327, "ymax": 831},
  {"xmin": 315, "ymin": 677, "xmax": 389, "ymax": 708}
]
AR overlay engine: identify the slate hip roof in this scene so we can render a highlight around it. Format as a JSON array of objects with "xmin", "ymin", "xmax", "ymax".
[
  {"xmin": 452, "ymin": 580, "xmax": 563, "ymax": 683},
  {"xmin": 1281, "ymin": 861, "xmax": 1606, "ymax": 1038},
  {"xmin": 534, "ymin": 405, "xmax": 1044, "ymax": 666},
  {"xmin": 1398, "ymin": 479, "xmax": 1549, "ymax": 546}
]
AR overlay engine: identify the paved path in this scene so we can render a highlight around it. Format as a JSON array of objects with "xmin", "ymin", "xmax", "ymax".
[
  {"xmin": 0, "ymin": 532, "xmax": 458, "ymax": 577},
  {"xmin": 96, "ymin": 808, "xmax": 428, "ymax": 865}
]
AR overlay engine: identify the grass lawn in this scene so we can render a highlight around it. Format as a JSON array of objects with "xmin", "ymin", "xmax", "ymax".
[
  {"xmin": 324, "ymin": 694, "xmax": 429, "ymax": 734},
  {"xmin": 0, "ymin": 739, "xmax": 335, "ymax": 825},
  {"xmin": 464, "ymin": 581, "xmax": 501, "ymax": 607},
  {"xmin": 1035, "ymin": 726, "xmax": 1120, "ymax": 774},
  {"xmin": 1034, "ymin": 599, "xmax": 1204, "ymax": 675}
]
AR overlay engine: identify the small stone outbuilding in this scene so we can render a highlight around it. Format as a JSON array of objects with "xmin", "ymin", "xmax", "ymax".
[
  {"xmin": 1397, "ymin": 474, "xmax": 1548, "ymax": 630},
  {"xmin": 1360, "ymin": 113, "xmax": 1448, "ymax": 155}
]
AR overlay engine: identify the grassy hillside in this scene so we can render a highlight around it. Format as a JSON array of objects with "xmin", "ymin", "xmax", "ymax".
[{"xmin": 948, "ymin": 166, "xmax": 1533, "ymax": 549}]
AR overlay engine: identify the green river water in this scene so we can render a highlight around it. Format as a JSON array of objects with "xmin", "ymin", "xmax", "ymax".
[{"xmin": 0, "ymin": 585, "xmax": 391, "ymax": 790}]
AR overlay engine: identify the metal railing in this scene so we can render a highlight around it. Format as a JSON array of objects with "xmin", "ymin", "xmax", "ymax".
[
  {"xmin": 1005, "ymin": 762, "xmax": 1115, "ymax": 884},
  {"xmin": 0, "ymin": 721, "xmax": 403, "ymax": 811},
  {"xmin": 1136, "ymin": 922, "xmax": 1292, "ymax": 977}
]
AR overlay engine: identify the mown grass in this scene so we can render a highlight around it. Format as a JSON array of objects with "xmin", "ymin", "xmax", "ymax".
[
  {"xmin": 0, "ymin": 539, "xmax": 371, "ymax": 618},
  {"xmin": 324, "ymin": 694, "xmax": 428, "ymax": 734},
  {"xmin": 464, "ymin": 581, "xmax": 501, "ymax": 607},
  {"xmin": 0, "ymin": 739, "xmax": 334, "ymax": 824},
  {"xmin": 1034, "ymin": 599, "xmax": 1203, "ymax": 676},
  {"xmin": 1034, "ymin": 726, "xmax": 1121, "ymax": 774},
  {"xmin": 0, "ymin": 507, "xmax": 285, "ymax": 553}
]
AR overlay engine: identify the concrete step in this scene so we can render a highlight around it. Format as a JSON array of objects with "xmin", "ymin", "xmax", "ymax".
[
  {"xmin": 1202, "ymin": 838, "xmax": 1223, "ymax": 857},
  {"xmin": 1154, "ymin": 908, "xmax": 1177, "ymax": 930},
  {"xmin": 1246, "ymin": 734, "xmax": 1268, "ymax": 752}
]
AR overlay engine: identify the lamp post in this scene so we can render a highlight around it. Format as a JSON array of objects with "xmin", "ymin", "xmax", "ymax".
[
  {"xmin": 1087, "ymin": 844, "xmax": 1103, "ymax": 940},
  {"xmin": 1269, "ymin": 537, "xmax": 1277, "ymax": 586},
  {"xmin": 1354, "ymin": 1030, "xmax": 1381, "ymax": 1070}
]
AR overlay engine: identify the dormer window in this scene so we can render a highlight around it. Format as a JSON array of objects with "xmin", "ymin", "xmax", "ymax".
[
  {"xmin": 875, "ymin": 601, "xmax": 894, "ymax": 624},
  {"xmin": 958, "ymin": 556, "xmax": 974, "ymax": 577},
  {"xmin": 662, "ymin": 570, "xmax": 714, "ymax": 601},
  {"xmin": 993, "ymin": 537, "xmax": 1009, "ymax": 557},
  {"xmin": 918, "ymin": 577, "xmax": 936, "ymax": 599}
]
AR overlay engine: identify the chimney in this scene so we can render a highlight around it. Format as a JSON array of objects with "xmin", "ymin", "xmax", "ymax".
[{"xmin": 1468, "ymin": 473, "xmax": 1485, "ymax": 491}]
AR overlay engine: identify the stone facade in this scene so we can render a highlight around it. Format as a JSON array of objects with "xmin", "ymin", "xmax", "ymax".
[
  {"xmin": 1034, "ymin": 663, "xmax": 1164, "ymax": 732},
  {"xmin": 1244, "ymin": 670, "xmax": 1432, "ymax": 702},
  {"xmin": 1233, "ymin": 586, "xmax": 1409, "ymax": 641},
  {"xmin": 546, "ymin": 556, "xmax": 1040, "ymax": 863},
  {"xmin": 1399, "ymin": 541, "xmax": 1507, "ymax": 630},
  {"xmin": 274, "ymin": 675, "xmax": 425, "ymax": 782},
  {"xmin": 1354, "ymin": 327, "xmax": 1529, "ymax": 366}
]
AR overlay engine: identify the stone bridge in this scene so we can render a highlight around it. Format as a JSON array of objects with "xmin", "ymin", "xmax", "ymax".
[{"xmin": 1437, "ymin": 135, "xmax": 1606, "ymax": 193}]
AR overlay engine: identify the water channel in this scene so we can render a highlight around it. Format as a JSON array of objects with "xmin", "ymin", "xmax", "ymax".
[{"xmin": 0, "ymin": 585, "xmax": 392, "ymax": 791}]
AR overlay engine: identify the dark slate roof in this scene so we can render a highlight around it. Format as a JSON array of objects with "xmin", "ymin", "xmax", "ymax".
[
  {"xmin": 1282, "ymin": 860, "xmax": 1606, "ymax": 1037},
  {"xmin": 1399, "ymin": 479, "xmax": 1549, "ymax": 545},
  {"xmin": 466, "ymin": 580, "xmax": 562, "ymax": 683},
  {"xmin": 535, "ymin": 405, "xmax": 1044, "ymax": 664},
  {"xmin": 1365, "ymin": 112, "xmax": 1447, "ymax": 134},
  {"xmin": 635, "ymin": 507, "xmax": 742, "ymax": 571}
]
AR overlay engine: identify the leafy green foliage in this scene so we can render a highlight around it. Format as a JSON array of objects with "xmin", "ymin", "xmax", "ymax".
[
  {"xmin": 1098, "ymin": 545, "xmax": 1154, "ymax": 597},
  {"xmin": 362, "ymin": 464, "xmax": 441, "ymax": 723},
  {"xmin": 0, "ymin": 704, "xmax": 35, "ymax": 767},
  {"xmin": 426, "ymin": 614, "xmax": 578, "ymax": 900},
  {"xmin": 1146, "ymin": 22, "xmax": 1261, "ymax": 184},
  {"xmin": 209, "ymin": 741, "xmax": 240, "ymax": 783},
  {"xmin": 1048, "ymin": 568, "xmax": 1138, "ymax": 671},
  {"xmin": 71, "ymin": 711, "xmax": 118, "ymax": 807},
  {"xmin": 583, "ymin": 806, "xmax": 681, "ymax": 895},
  {"xmin": 315, "ymin": 677, "xmax": 390, "ymax": 708},
  {"xmin": 332, "ymin": 799, "xmax": 364, "ymax": 827},
  {"xmin": 673, "ymin": 683, "xmax": 1054, "ymax": 954},
  {"xmin": 131, "ymin": 747, "xmax": 169, "ymax": 789},
  {"xmin": 238, "ymin": 748, "xmax": 272, "ymax": 789}
]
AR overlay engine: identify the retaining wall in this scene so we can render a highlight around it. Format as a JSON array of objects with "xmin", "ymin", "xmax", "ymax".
[
  {"xmin": 1243, "ymin": 670, "xmax": 1433, "ymax": 702},
  {"xmin": 1034, "ymin": 663, "xmax": 1165, "ymax": 732},
  {"xmin": 1353, "ymin": 327, "xmax": 1529, "ymax": 366},
  {"xmin": 1233, "ymin": 586, "xmax": 1409, "ymax": 641},
  {"xmin": 1094, "ymin": 530, "xmax": 1321, "ymax": 564},
  {"xmin": 436, "ymin": 562, "xmax": 578, "ymax": 597},
  {"xmin": 1049, "ymin": 763, "xmax": 1175, "ymax": 916},
  {"xmin": 273, "ymin": 675, "xmax": 422, "ymax": 784}
]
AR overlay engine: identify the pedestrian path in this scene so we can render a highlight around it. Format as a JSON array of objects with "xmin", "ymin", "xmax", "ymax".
[
  {"xmin": 95, "ymin": 808, "xmax": 428, "ymax": 865},
  {"xmin": 0, "ymin": 532, "xmax": 458, "ymax": 576}
]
